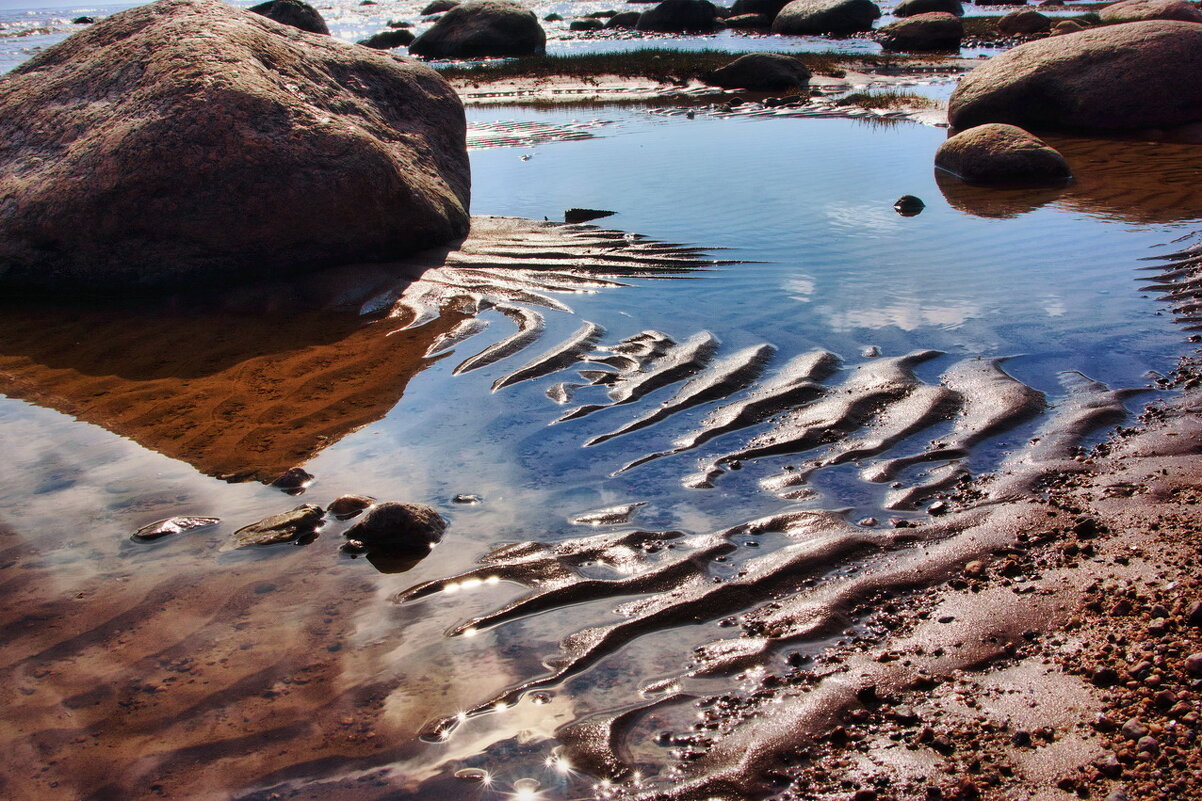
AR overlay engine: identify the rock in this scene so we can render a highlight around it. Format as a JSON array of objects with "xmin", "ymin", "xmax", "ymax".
[
  {"xmin": 724, "ymin": 12, "xmax": 773, "ymax": 26},
  {"xmin": 879, "ymin": 11, "xmax": 962, "ymax": 50},
  {"xmin": 771, "ymin": 0, "xmax": 881, "ymax": 35},
  {"xmin": 133, "ymin": 515, "xmax": 220, "ymax": 541},
  {"xmin": 544, "ymin": 12, "xmax": 563, "ymax": 20},
  {"xmin": 249, "ymin": 0, "xmax": 329, "ymax": 35},
  {"xmin": 975, "ymin": 0, "xmax": 1026, "ymax": 5},
  {"xmin": 704, "ymin": 53, "xmax": 812, "ymax": 91},
  {"xmin": 1052, "ymin": 18, "xmax": 1087, "ymax": 33},
  {"xmin": 1099, "ymin": 0, "xmax": 1202, "ymax": 23},
  {"xmin": 636, "ymin": 0, "xmax": 721, "ymax": 32},
  {"xmin": 342, "ymin": 501, "xmax": 446, "ymax": 555},
  {"xmin": 423, "ymin": 0, "xmax": 459, "ymax": 13},
  {"xmin": 72, "ymin": 16, "xmax": 95, "ymax": 24},
  {"xmin": 1185, "ymin": 652, "xmax": 1202, "ymax": 676},
  {"xmin": 564, "ymin": 208, "xmax": 617, "ymax": 223},
  {"xmin": 605, "ymin": 10, "xmax": 642, "ymax": 27},
  {"xmin": 271, "ymin": 467, "xmax": 314, "ymax": 491},
  {"xmin": 729, "ymin": 0, "xmax": 793, "ymax": 17},
  {"xmin": 893, "ymin": 195, "xmax": 924, "ymax": 216},
  {"xmin": 410, "ymin": 0, "xmax": 546, "ymax": 57},
  {"xmin": 359, "ymin": 29, "xmax": 416, "ymax": 48},
  {"xmin": 1186, "ymin": 600, "xmax": 1202, "ymax": 627},
  {"xmin": 1120, "ymin": 717, "xmax": 1150, "ymax": 739},
  {"xmin": 947, "ymin": 21, "xmax": 1202, "ymax": 133},
  {"xmin": 0, "ymin": 0, "xmax": 469, "ymax": 292},
  {"xmin": 233, "ymin": 504, "xmax": 324, "ymax": 547},
  {"xmin": 893, "ymin": 0, "xmax": 962, "ymax": 16},
  {"xmin": 387, "ymin": 19, "xmax": 413, "ymax": 27},
  {"xmin": 935, "ymin": 124, "xmax": 1070, "ymax": 185},
  {"xmin": 997, "ymin": 8, "xmax": 1050, "ymax": 34},
  {"xmin": 328, "ymin": 494, "xmax": 375, "ymax": 518},
  {"xmin": 570, "ymin": 18, "xmax": 606, "ymax": 30}
]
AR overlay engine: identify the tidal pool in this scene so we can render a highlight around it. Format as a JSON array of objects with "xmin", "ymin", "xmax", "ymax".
[{"xmin": 0, "ymin": 103, "xmax": 1199, "ymax": 800}]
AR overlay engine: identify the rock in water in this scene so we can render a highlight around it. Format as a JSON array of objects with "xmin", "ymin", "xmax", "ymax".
[
  {"xmin": 704, "ymin": 53, "xmax": 811, "ymax": 91},
  {"xmin": 997, "ymin": 9, "xmax": 1050, "ymax": 34},
  {"xmin": 935, "ymin": 123, "xmax": 1071, "ymax": 185},
  {"xmin": 947, "ymin": 20, "xmax": 1202, "ymax": 133},
  {"xmin": 423, "ymin": 0, "xmax": 460, "ymax": 14},
  {"xmin": 0, "ymin": 0, "xmax": 469, "ymax": 292},
  {"xmin": 328, "ymin": 494, "xmax": 376, "ymax": 518},
  {"xmin": 1099, "ymin": 0, "xmax": 1202, "ymax": 23},
  {"xmin": 233, "ymin": 505, "xmax": 325, "ymax": 547},
  {"xmin": 133, "ymin": 515, "xmax": 221, "ymax": 541},
  {"xmin": 771, "ymin": 0, "xmax": 881, "ymax": 35},
  {"xmin": 893, "ymin": 0, "xmax": 962, "ymax": 17},
  {"xmin": 248, "ymin": 0, "xmax": 329, "ymax": 34},
  {"xmin": 894, "ymin": 195, "xmax": 925, "ymax": 215},
  {"xmin": 879, "ymin": 12, "xmax": 962, "ymax": 51},
  {"xmin": 636, "ymin": 0, "xmax": 721, "ymax": 32},
  {"xmin": 342, "ymin": 501, "xmax": 446, "ymax": 555},
  {"xmin": 409, "ymin": 1, "xmax": 546, "ymax": 58},
  {"xmin": 359, "ymin": 29, "xmax": 416, "ymax": 48}
]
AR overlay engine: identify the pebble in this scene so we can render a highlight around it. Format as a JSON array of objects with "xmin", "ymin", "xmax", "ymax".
[
  {"xmin": 328, "ymin": 495, "xmax": 374, "ymax": 519},
  {"xmin": 452, "ymin": 494, "xmax": 483, "ymax": 504},
  {"xmin": 1184, "ymin": 652, "xmax": 1202, "ymax": 676},
  {"xmin": 1121, "ymin": 718, "xmax": 1150, "ymax": 740},
  {"xmin": 454, "ymin": 768, "xmax": 489, "ymax": 782}
]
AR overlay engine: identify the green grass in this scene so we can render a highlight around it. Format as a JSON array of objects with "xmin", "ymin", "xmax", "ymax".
[
  {"xmin": 433, "ymin": 48, "xmax": 935, "ymax": 82},
  {"xmin": 834, "ymin": 90, "xmax": 939, "ymax": 111}
]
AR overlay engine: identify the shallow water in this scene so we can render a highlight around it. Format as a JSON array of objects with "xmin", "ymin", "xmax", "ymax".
[{"xmin": 2, "ymin": 90, "xmax": 1200, "ymax": 799}]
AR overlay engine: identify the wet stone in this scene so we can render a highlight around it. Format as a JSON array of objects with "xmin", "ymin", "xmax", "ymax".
[
  {"xmin": 233, "ymin": 505, "xmax": 324, "ymax": 547},
  {"xmin": 894, "ymin": 194, "xmax": 925, "ymax": 216},
  {"xmin": 452, "ymin": 493, "xmax": 483, "ymax": 504},
  {"xmin": 132, "ymin": 515, "xmax": 220, "ymax": 541},
  {"xmin": 342, "ymin": 501, "xmax": 446, "ymax": 556},
  {"xmin": 454, "ymin": 768, "xmax": 490, "ymax": 782},
  {"xmin": 328, "ymin": 494, "xmax": 375, "ymax": 518},
  {"xmin": 271, "ymin": 466, "xmax": 314, "ymax": 492}
]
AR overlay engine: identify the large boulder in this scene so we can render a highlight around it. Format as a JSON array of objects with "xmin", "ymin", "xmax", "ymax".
[
  {"xmin": 879, "ymin": 11, "xmax": 962, "ymax": 49},
  {"xmin": 934, "ymin": 123, "xmax": 1071, "ymax": 185},
  {"xmin": 771, "ymin": 0, "xmax": 881, "ymax": 35},
  {"xmin": 605, "ymin": 10, "xmax": 643, "ymax": 27},
  {"xmin": 0, "ymin": 0, "xmax": 470, "ymax": 292},
  {"xmin": 893, "ymin": 0, "xmax": 963, "ymax": 17},
  {"xmin": 947, "ymin": 21, "xmax": 1202, "ymax": 132},
  {"xmin": 997, "ymin": 8, "xmax": 1050, "ymax": 34},
  {"xmin": 636, "ymin": 0, "xmax": 721, "ymax": 32},
  {"xmin": 409, "ymin": 0, "xmax": 545, "ymax": 57},
  {"xmin": 249, "ymin": 0, "xmax": 329, "ymax": 35},
  {"xmin": 1099, "ymin": 0, "xmax": 1202, "ymax": 22},
  {"xmin": 704, "ymin": 53, "xmax": 812, "ymax": 90}
]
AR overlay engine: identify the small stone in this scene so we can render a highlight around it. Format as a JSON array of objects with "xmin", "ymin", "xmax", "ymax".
[
  {"xmin": 857, "ymin": 517, "xmax": 878, "ymax": 527},
  {"xmin": 133, "ymin": 515, "xmax": 220, "ymax": 541},
  {"xmin": 852, "ymin": 790, "xmax": 878, "ymax": 801},
  {"xmin": 328, "ymin": 495, "xmax": 375, "ymax": 518},
  {"xmin": 1120, "ymin": 718, "xmax": 1149, "ymax": 740},
  {"xmin": 963, "ymin": 560, "xmax": 986, "ymax": 577},
  {"xmin": 1185, "ymin": 653, "xmax": 1202, "ymax": 676},
  {"xmin": 271, "ymin": 467, "xmax": 314, "ymax": 491},
  {"xmin": 1011, "ymin": 730, "xmax": 1031, "ymax": 747},
  {"xmin": 1091, "ymin": 667, "xmax": 1120, "ymax": 687},
  {"xmin": 233, "ymin": 505, "xmax": 324, "ymax": 547},
  {"xmin": 452, "ymin": 493, "xmax": 483, "ymax": 504},
  {"xmin": 894, "ymin": 195, "xmax": 925, "ymax": 216},
  {"xmin": 454, "ymin": 768, "xmax": 489, "ymax": 782},
  {"xmin": 343, "ymin": 502, "xmax": 446, "ymax": 556},
  {"xmin": 1096, "ymin": 752, "xmax": 1123, "ymax": 777},
  {"xmin": 927, "ymin": 500, "xmax": 948, "ymax": 515},
  {"xmin": 1185, "ymin": 600, "xmax": 1202, "ymax": 628},
  {"xmin": 1136, "ymin": 735, "xmax": 1159, "ymax": 753}
]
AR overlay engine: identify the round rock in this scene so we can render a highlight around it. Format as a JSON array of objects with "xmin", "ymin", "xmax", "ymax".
[
  {"xmin": 771, "ymin": 0, "xmax": 882, "ymax": 35},
  {"xmin": 879, "ymin": 11, "xmax": 962, "ymax": 50},
  {"xmin": 934, "ymin": 123, "xmax": 1071, "ymax": 185},
  {"xmin": 947, "ymin": 20, "xmax": 1202, "ymax": 132},
  {"xmin": 249, "ymin": 0, "xmax": 329, "ymax": 35},
  {"xmin": 0, "ymin": 0, "xmax": 469, "ymax": 292},
  {"xmin": 893, "ymin": 0, "xmax": 963, "ymax": 16},
  {"xmin": 359, "ymin": 29, "xmax": 416, "ymax": 48},
  {"xmin": 342, "ymin": 501, "xmax": 447, "ymax": 555},
  {"xmin": 704, "ymin": 53, "xmax": 812, "ymax": 91},
  {"xmin": 410, "ymin": 0, "xmax": 546, "ymax": 58},
  {"xmin": 636, "ymin": 0, "xmax": 721, "ymax": 32},
  {"xmin": 997, "ymin": 8, "xmax": 1050, "ymax": 34}
]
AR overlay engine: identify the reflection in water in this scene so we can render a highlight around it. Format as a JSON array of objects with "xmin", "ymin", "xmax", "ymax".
[{"xmin": 938, "ymin": 136, "xmax": 1202, "ymax": 223}]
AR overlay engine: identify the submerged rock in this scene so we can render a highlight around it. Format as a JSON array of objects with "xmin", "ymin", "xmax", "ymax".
[
  {"xmin": 997, "ymin": 8, "xmax": 1050, "ymax": 34},
  {"xmin": 636, "ymin": 0, "xmax": 721, "ymax": 32},
  {"xmin": 72, "ymin": 15, "xmax": 95, "ymax": 24},
  {"xmin": 893, "ymin": 0, "xmax": 962, "ymax": 17},
  {"xmin": 271, "ymin": 466, "xmax": 314, "ymax": 491},
  {"xmin": 948, "ymin": 21, "xmax": 1202, "ymax": 132},
  {"xmin": 879, "ymin": 12, "xmax": 962, "ymax": 51},
  {"xmin": 724, "ymin": 12, "xmax": 772, "ymax": 27},
  {"xmin": 935, "ymin": 123, "xmax": 1071, "ymax": 185},
  {"xmin": 249, "ymin": 0, "xmax": 329, "ymax": 34},
  {"xmin": 1099, "ymin": 0, "xmax": 1202, "ymax": 23},
  {"xmin": 894, "ymin": 195, "xmax": 925, "ymax": 215},
  {"xmin": 233, "ymin": 504, "xmax": 324, "ymax": 547},
  {"xmin": 359, "ymin": 29, "xmax": 416, "ymax": 48},
  {"xmin": 422, "ymin": 0, "xmax": 460, "ymax": 13},
  {"xmin": 342, "ymin": 502, "xmax": 446, "ymax": 555},
  {"xmin": 704, "ymin": 53, "xmax": 811, "ymax": 90},
  {"xmin": 771, "ymin": 0, "xmax": 881, "ymax": 35},
  {"xmin": 605, "ymin": 10, "xmax": 642, "ymax": 27},
  {"xmin": 564, "ymin": 208, "xmax": 617, "ymax": 223},
  {"xmin": 0, "ymin": 0, "xmax": 469, "ymax": 292},
  {"xmin": 729, "ymin": 0, "xmax": 791, "ymax": 17},
  {"xmin": 410, "ymin": 1, "xmax": 546, "ymax": 57},
  {"xmin": 570, "ymin": 18, "xmax": 606, "ymax": 30},
  {"xmin": 133, "ymin": 515, "xmax": 220, "ymax": 541}
]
